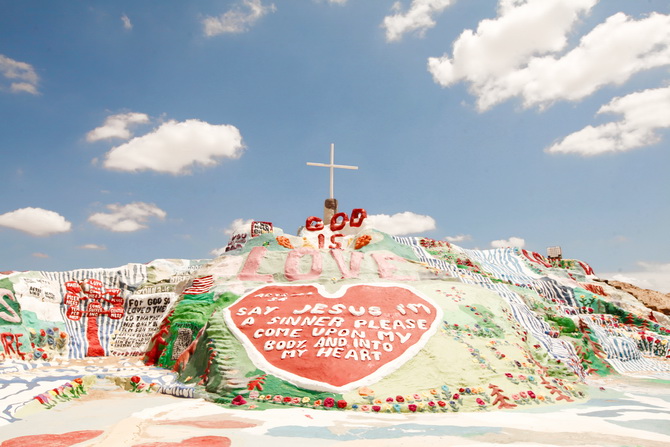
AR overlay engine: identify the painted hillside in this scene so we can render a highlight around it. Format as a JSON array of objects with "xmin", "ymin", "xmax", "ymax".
[{"xmin": 1, "ymin": 211, "xmax": 669, "ymax": 415}]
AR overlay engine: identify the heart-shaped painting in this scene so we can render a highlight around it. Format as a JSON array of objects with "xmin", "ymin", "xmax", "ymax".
[{"xmin": 224, "ymin": 283, "xmax": 441, "ymax": 392}]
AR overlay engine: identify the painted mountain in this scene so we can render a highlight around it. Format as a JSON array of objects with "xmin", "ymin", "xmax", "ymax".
[{"xmin": 2, "ymin": 214, "xmax": 669, "ymax": 413}]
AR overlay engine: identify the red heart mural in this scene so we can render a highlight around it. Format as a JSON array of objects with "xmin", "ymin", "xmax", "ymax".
[{"xmin": 225, "ymin": 283, "xmax": 440, "ymax": 392}]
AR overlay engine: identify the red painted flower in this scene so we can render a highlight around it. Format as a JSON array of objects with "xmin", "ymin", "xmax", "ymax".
[
  {"xmin": 372, "ymin": 405, "xmax": 381, "ymax": 412},
  {"xmin": 453, "ymin": 393, "xmax": 460, "ymax": 400},
  {"xmin": 34, "ymin": 394, "xmax": 49, "ymax": 405},
  {"xmin": 323, "ymin": 397, "xmax": 335, "ymax": 408},
  {"xmin": 395, "ymin": 395, "xmax": 405, "ymax": 403},
  {"xmin": 476, "ymin": 398, "xmax": 485, "ymax": 406},
  {"xmin": 231, "ymin": 395, "xmax": 247, "ymax": 406},
  {"xmin": 408, "ymin": 404, "xmax": 417, "ymax": 412},
  {"xmin": 528, "ymin": 391, "xmax": 537, "ymax": 399},
  {"xmin": 73, "ymin": 378, "xmax": 83, "ymax": 385},
  {"xmin": 437, "ymin": 400, "xmax": 446, "ymax": 407},
  {"xmin": 386, "ymin": 397, "xmax": 394, "ymax": 403},
  {"xmin": 337, "ymin": 400, "xmax": 347, "ymax": 409},
  {"xmin": 130, "ymin": 376, "xmax": 141, "ymax": 384},
  {"xmin": 283, "ymin": 396, "xmax": 293, "ymax": 404}
]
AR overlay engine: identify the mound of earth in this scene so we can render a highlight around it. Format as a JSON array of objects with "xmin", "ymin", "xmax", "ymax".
[{"xmin": 2, "ymin": 214, "xmax": 669, "ymax": 416}]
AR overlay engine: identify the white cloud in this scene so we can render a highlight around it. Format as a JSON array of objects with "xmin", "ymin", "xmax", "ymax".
[
  {"xmin": 603, "ymin": 262, "xmax": 670, "ymax": 294},
  {"xmin": 102, "ymin": 119, "xmax": 245, "ymax": 174},
  {"xmin": 88, "ymin": 202, "xmax": 166, "ymax": 232},
  {"xmin": 366, "ymin": 211, "xmax": 436, "ymax": 235},
  {"xmin": 0, "ymin": 54, "xmax": 39, "ymax": 95},
  {"xmin": 429, "ymin": 4, "xmax": 670, "ymax": 111},
  {"xmin": 79, "ymin": 243, "xmax": 107, "ymax": 250},
  {"xmin": 203, "ymin": 0, "xmax": 276, "ymax": 37},
  {"xmin": 121, "ymin": 14, "xmax": 133, "ymax": 30},
  {"xmin": 547, "ymin": 86, "xmax": 670, "ymax": 155},
  {"xmin": 445, "ymin": 234, "xmax": 471, "ymax": 243},
  {"xmin": 383, "ymin": 0, "xmax": 456, "ymax": 42},
  {"xmin": 224, "ymin": 218, "xmax": 254, "ymax": 236},
  {"xmin": 0, "ymin": 207, "xmax": 72, "ymax": 236},
  {"xmin": 86, "ymin": 112, "xmax": 150, "ymax": 142},
  {"xmin": 512, "ymin": 12, "xmax": 670, "ymax": 110},
  {"xmin": 491, "ymin": 236, "xmax": 525, "ymax": 248}
]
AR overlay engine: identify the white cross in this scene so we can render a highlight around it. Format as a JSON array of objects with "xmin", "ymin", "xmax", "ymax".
[{"xmin": 306, "ymin": 143, "xmax": 358, "ymax": 199}]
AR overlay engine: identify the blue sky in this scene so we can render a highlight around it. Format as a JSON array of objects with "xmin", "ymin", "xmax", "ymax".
[{"xmin": 1, "ymin": 0, "xmax": 669, "ymax": 291}]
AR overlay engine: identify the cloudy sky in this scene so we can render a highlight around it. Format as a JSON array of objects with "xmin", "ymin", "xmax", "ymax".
[{"xmin": 1, "ymin": 0, "xmax": 669, "ymax": 292}]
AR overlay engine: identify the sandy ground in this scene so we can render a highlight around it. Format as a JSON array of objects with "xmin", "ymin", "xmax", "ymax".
[{"xmin": 1, "ymin": 359, "xmax": 670, "ymax": 447}]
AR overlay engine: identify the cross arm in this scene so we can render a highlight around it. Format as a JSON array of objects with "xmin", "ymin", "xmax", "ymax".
[{"xmin": 306, "ymin": 162, "xmax": 359, "ymax": 170}]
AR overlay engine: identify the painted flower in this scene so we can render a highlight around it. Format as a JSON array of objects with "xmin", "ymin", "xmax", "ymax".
[
  {"xmin": 292, "ymin": 397, "xmax": 301, "ymax": 405},
  {"xmin": 476, "ymin": 398, "xmax": 486, "ymax": 406},
  {"xmin": 430, "ymin": 389, "xmax": 438, "ymax": 395},
  {"xmin": 413, "ymin": 394, "xmax": 421, "ymax": 401},
  {"xmin": 231, "ymin": 395, "xmax": 247, "ymax": 406},
  {"xmin": 395, "ymin": 395, "xmax": 405, "ymax": 403},
  {"xmin": 337, "ymin": 400, "xmax": 347, "ymax": 409},
  {"xmin": 249, "ymin": 390, "xmax": 259, "ymax": 399},
  {"xmin": 283, "ymin": 396, "xmax": 293, "ymax": 404},
  {"xmin": 273, "ymin": 395, "xmax": 283, "ymax": 403},
  {"xmin": 528, "ymin": 391, "xmax": 537, "ymax": 399},
  {"xmin": 408, "ymin": 404, "xmax": 417, "ymax": 412},
  {"xmin": 314, "ymin": 399, "xmax": 322, "ymax": 406},
  {"xmin": 302, "ymin": 396, "xmax": 311, "ymax": 404},
  {"xmin": 358, "ymin": 386, "xmax": 375, "ymax": 397},
  {"xmin": 372, "ymin": 405, "xmax": 381, "ymax": 412},
  {"xmin": 428, "ymin": 401, "xmax": 436, "ymax": 408},
  {"xmin": 35, "ymin": 394, "xmax": 52, "ymax": 405},
  {"xmin": 386, "ymin": 397, "xmax": 394, "ymax": 403},
  {"xmin": 519, "ymin": 391, "xmax": 528, "ymax": 399},
  {"xmin": 276, "ymin": 236, "xmax": 294, "ymax": 249},
  {"xmin": 512, "ymin": 394, "xmax": 520, "ymax": 401},
  {"xmin": 324, "ymin": 397, "xmax": 335, "ymax": 408},
  {"xmin": 437, "ymin": 400, "xmax": 446, "ymax": 407},
  {"xmin": 360, "ymin": 405, "xmax": 370, "ymax": 412},
  {"xmin": 130, "ymin": 376, "xmax": 141, "ymax": 384},
  {"xmin": 453, "ymin": 393, "xmax": 460, "ymax": 400}
]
